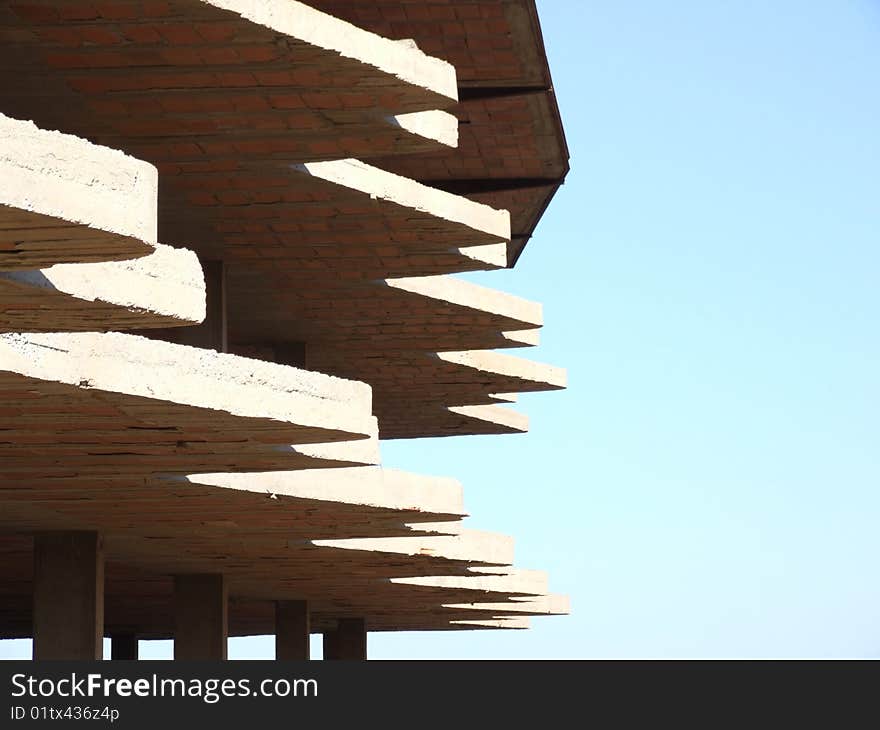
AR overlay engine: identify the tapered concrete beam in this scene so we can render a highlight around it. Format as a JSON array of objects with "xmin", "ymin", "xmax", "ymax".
[
  {"xmin": 290, "ymin": 422, "xmax": 382, "ymax": 468},
  {"xmin": 394, "ymin": 569, "xmax": 550, "ymax": 598},
  {"xmin": 188, "ymin": 466, "xmax": 465, "ymax": 531},
  {"xmin": 314, "ymin": 529, "xmax": 514, "ymax": 568},
  {"xmin": 0, "ymin": 244, "xmax": 205, "ymax": 332},
  {"xmin": 0, "ymin": 1, "xmax": 458, "ymax": 173},
  {"xmin": 110, "ymin": 634, "xmax": 139, "ymax": 660},
  {"xmin": 445, "ymin": 594, "xmax": 571, "ymax": 617},
  {"xmin": 436, "ymin": 350, "xmax": 567, "ymax": 392},
  {"xmin": 294, "ymin": 159, "xmax": 510, "ymax": 250},
  {"xmin": 451, "ymin": 617, "xmax": 531, "ymax": 630},
  {"xmin": 0, "ymin": 332, "xmax": 375, "ymax": 475},
  {"xmin": 487, "ymin": 392, "xmax": 520, "ymax": 403},
  {"xmin": 32, "ymin": 531, "xmax": 104, "ymax": 660},
  {"xmin": 384, "ymin": 275, "xmax": 542, "ymax": 330},
  {"xmin": 207, "ymin": 0, "xmax": 456, "ymax": 105},
  {"xmin": 0, "ymin": 114, "xmax": 156, "ymax": 269},
  {"xmin": 120, "ymin": 109, "xmax": 461, "ymax": 165},
  {"xmin": 501, "ymin": 329, "xmax": 542, "ymax": 348},
  {"xmin": 456, "ymin": 242, "xmax": 508, "ymax": 272},
  {"xmin": 450, "ymin": 404, "xmax": 529, "ymax": 434},
  {"xmin": 389, "ymin": 111, "xmax": 459, "ymax": 150},
  {"xmin": 0, "ymin": 469, "xmax": 461, "ymax": 572},
  {"xmin": 229, "ymin": 274, "xmax": 542, "ymax": 357},
  {"xmin": 263, "ymin": 274, "xmax": 541, "ymax": 354}
]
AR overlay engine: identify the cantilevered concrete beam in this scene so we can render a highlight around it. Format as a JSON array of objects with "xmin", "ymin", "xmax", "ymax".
[
  {"xmin": 174, "ymin": 574, "xmax": 227, "ymax": 660},
  {"xmin": 307, "ymin": 346, "xmax": 565, "ymax": 439},
  {"xmin": 0, "ymin": 244, "xmax": 205, "ymax": 333},
  {"xmin": 32, "ymin": 531, "xmax": 104, "ymax": 660},
  {"xmin": 160, "ymin": 158, "xmax": 510, "ymax": 283},
  {"xmin": 0, "ymin": 332, "xmax": 376, "ymax": 477},
  {"xmin": 0, "ymin": 0, "xmax": 458, "ymax": 172},
  {"xmin": 313, "ymin": 530, "xmax": 515, "ymax": 569},
  {"xmin": 0, "ymin": 532, "xmax": 565, "ymax": 637},
  {"xmin": 238, "ymin": 273, "xmax": 543, "ymax": 356},
  {"xmin": 185, "ymin": 466, "xmax": 465, "ymax": 537},
  {"xmin": 0, "ymin": 114, "xmax": 156, "ymax": 269}
]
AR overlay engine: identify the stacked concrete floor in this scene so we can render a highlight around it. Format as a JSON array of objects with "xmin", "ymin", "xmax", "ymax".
[{"xmin": 0, "ymin": 0, "xmax": 569, "ymax": 659}]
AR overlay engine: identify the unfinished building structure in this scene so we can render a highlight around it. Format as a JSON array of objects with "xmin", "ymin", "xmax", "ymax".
[{"xmin": 0, "ymin": 0, "xmax": 569, "ymax": 660}]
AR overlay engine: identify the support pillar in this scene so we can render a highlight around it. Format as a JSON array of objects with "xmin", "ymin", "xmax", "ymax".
[
  {"xmin": 275, "ymin": 600, "xmax": 310, "ymax": 660},
  {"xmin": 173, "ymin": 574, "xmax": 227, "ymax": 660},
  {"xmin": 323, "ymin": 618, "xmax": 366, "ymax": 660},
  {"xmin": 32, "ymin": 531, "xmax": 104, "ymax": 660},
  {"xmin": 110, "ymin": 634, "xmax": 138, "ymax": 660}
]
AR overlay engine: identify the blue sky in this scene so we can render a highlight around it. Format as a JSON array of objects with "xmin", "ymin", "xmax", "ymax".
[
  {"xmin": 371, "ymin": 0, "xmax": 880, "ymax": 658},
  {"xmin": 3, "ymin": 0, "xmax": 879, "ymax": 659}
]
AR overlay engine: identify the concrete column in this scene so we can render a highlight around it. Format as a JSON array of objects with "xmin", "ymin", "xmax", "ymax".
[
  {"xmin": 323, "ymin": 618, "xmax": 367, "ymax": 660},
  {"xmin": 32, "ymin": 532, "xmax": 104, "ymax": 660},
  {"xmin": 275, "ymin": 600, "xmax": 310, "ymax": 660},
  {"xmin": 173, "ymin": 574, "xmax": 227, "ymax": 660},
  {"xmin": 110, "ymin": 633, "xmax": 138, "ymax": 660}
]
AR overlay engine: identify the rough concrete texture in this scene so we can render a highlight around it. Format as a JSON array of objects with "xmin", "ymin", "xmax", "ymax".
[
  {"xmin": 394, "ymin": 568, "xmax": 551, "ymax": 598},
  {"xmin": 501, "ymin": 328, "xmax": 542, "ymax": 347},
  {"xmin": 189, "ymin": 466, "xmax": 465, "ymax": 525},
  {"xmin": 0, "ymin": 332, "xmax": 376, "ymax": 475},
  {"xmin": 207, "ymin": 0, "xmax": 457, "ymax": 106},
  {"xmin": 296, "ymin": 159, "xmax": 510, "ymax": 247},
  {"xmin": 385, "ymin": 275, "xmax": 542, "ymax": 329},
  {"xmin": 313, "ymin": 529, "xmax": 515, "ymax": 568},
  {"xmin": 0, "ymin": 243, "xmax": 205, "ymax": 332},
  {"xmin": 0, "ymin": 114, "xmax": 156, "ymax": 269},
  {"xmin": 389, "ymin": 110, "xmax": 459, "ymax": 150}
]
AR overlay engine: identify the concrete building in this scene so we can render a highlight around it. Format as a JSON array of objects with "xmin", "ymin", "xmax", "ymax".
[{"xmin": 0, "ymin": 0, "xmax": 569, "ymax": 660}]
